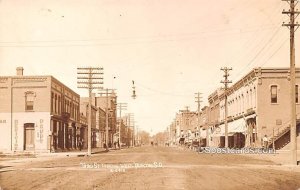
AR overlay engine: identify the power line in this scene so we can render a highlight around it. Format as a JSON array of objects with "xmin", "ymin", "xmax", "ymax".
[{"xmin": 0, "ymin": 25, "xmax": 279, "ymax": 48}]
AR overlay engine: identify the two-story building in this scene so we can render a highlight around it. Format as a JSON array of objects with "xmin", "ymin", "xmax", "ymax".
[
  {"xmin": 0, "ymin": 67, "xmax": 80, "ymax": 153},
  {"xmin": 95, "ymin": 92, "xmax": 117, "ymax": 148},
  {"xmin": 80, "ymin": 98, "xmax": 98, "ymax": 148},
  {"xmin": 218, "ymin": 67, "xmax": 300, "ymax": 149}
]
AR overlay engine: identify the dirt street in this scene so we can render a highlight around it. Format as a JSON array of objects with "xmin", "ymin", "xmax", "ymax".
[{"xmin": 1, "ymin": 146, "xmax": 300, "ymax": 190}]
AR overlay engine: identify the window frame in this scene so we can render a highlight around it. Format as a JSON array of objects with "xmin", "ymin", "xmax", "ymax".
[
  {"xmin": 25, "ymin": 91, "xmax": 36, "ymax": 111},
  {"xmin": 270, "ymin": 85, "xmax": 278, "ymax": 104}
]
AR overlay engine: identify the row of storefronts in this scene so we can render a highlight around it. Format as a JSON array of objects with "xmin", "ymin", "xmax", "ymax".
[
  {"xmin": 0, "ymin": 68, "xmax": 122, "ymax": 153},
  {"xmin": 169, "ymin": 67, "xmax": 300, "ymax": 149}
]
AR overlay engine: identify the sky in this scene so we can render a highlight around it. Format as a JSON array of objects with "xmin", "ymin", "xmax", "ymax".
[{"xmin": 0, "ymin": 0, "xmax": 297, "ymax": 135}]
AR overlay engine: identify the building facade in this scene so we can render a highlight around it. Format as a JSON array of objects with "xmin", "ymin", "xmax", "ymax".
[
  {"xmin": 95, "ymin": 93, "xmax": 117, "ymax": 148},
  {"xmin": 80, "ymin": 98, "xmax": 98, "ymax": 148},
  {"xmin": 174, "ymin": 108, "xmax": 197, "ymax": 145},
  {"xmin": 217, "ymin": 67, "xmax": 300, "ymax": 148},
  {"xmin": 0, "ymin": 67, "xmax": 80, "ymax": 153}
]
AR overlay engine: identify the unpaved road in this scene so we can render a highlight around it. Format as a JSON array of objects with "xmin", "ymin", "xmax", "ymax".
[{"xmin": 1, "ymin": 146, "xmax": 300, "ymax": 190}]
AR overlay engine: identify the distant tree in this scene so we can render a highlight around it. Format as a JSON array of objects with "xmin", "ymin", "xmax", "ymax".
[
  {"xmin": 138, "ymin": 131, "xmax": 150, "ymax": 145},
  {"xmin": 152, "ymin": 131, "xmax": 168, "ymax": 146}
]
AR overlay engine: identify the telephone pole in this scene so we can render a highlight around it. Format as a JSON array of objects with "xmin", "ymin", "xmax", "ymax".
[
  {"xmin": 77, "ymin": 67, "xmax": 103, "ymax": 156},
  {"xmin": 195, "ymin": 92, "xmax": 203, "ymax": 147},
  {"xmin": 98, "ymin": 88, "xmax": 116, "ymax": 151},
  {"xmin": 136, "ymin": 125, "xmax": 139, "ymax": 146},
  {"xmin": 283, "ymin": 0, "xmax": 300, "ymax": 165},
  {"xmin": 128, "ymin": 113, "xmax": 135, "ymax": 146},
  {"xmin": 117, "ymin": 103, "xmax": 127, "ymax": 149},
  {"xmin": 221, "ymin": 67, "xmax": 232, "ymax": 148}
]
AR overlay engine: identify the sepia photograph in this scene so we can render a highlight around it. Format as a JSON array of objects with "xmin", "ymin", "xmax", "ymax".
[{"xmin": 1, "ymin": 0, "xmax": 300, "ymax": 189}]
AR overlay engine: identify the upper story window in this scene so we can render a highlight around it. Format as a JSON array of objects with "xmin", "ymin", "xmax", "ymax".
[
  {"xmin": 54, "ymin": 94, "xmax": 57, "ymax": 113},
  {"xmin": 58, "ymin": 96, "xmax": 61, "ymax": 114},
  {"xmin": 51, "ymin": 92, "xmax": 54, "ymax": 113},
  {"xmin": 296, "ymin": 85, "xmax": 299, "ymax": 103},
  {"xmin": 271, "ymin": 85, "xmax": 278, "ymax": 103},
  {"xmin": 25, "ymin": 91, "xmax": 35, "ymax": 111}
]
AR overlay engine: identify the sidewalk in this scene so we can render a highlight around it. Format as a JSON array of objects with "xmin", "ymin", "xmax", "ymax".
[
  {"xmin": 0, "ymin": 147, "xmax": 120, "ymax": 158},
  {"xmin": 37, "ymin": 147, "xmax": 111, "ymax": 157}
]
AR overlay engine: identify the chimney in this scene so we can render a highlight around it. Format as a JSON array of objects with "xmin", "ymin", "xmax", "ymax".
[{"xmin": 16, "ymin": 67, "xmax": 24, "ymax": 76}]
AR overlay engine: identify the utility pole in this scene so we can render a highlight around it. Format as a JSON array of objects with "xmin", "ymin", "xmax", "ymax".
[
  {"xmin": 77, "ymin": 67, "xmax": 103, "ymax": 156},
  {"xmin": 136, "ymin": 125, "xmax": 139, "ymax": 146},
  {"xmin": 117, "ymin": 103, "xmax": 127, "ymax": 149},
  {"xmin": 283, "ymin": 0, "xmax": 300, "ymax": 165},
  {"xmin": 195, "ymin": 92, "xmax": 203, "ymax": 147},
  {"xmin": 221, "ymin": 67, "xmax": 232, "ymax": 148},
  {"xmin": 98, "ymin": 88, "xmax": 116, "ymax": 151},
  {"xmin": 128, "ymin": 113, "xmax": 135, "ymax": 146}
]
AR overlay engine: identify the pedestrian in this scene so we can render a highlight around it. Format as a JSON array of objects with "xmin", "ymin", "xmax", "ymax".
[
  {"xmin": 114, "ymin": 141, "xmax": 117, "ymax": 149},
  {"xmin": 263, "ymin": 135, "xmax": 268, "ymax": 149},
  {"xmin": 79, "ymin": 139, "xmax": 83, "ymax": 151}
]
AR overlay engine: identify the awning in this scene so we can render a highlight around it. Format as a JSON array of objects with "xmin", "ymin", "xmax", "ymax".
[
  {"xmin": 229, "ymin": 118, "xmax": 247, "ymax": 133},
  {"xmin": 216, "ymin": 118, "xmax": 246, "ymax": 136}
]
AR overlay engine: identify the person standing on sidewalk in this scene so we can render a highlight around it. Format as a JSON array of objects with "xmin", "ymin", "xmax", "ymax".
[
  {"xmin": 79, "ymin": 139, "xmax": 83, "ymax": 151},
  {"xmin": 263, "ymin": 135, "xmax": 268, "ymax": 149}
]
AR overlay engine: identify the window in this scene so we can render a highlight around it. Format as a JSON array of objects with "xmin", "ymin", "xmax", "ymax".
[
  {"xmin": 58, "ymin": 96, "xmax": 61, "ymax": 114},
  {"xmin": 296, "ymin": 85, "xmax": 299, "ymax": 103},
  {"xmin": 271, "ymin": 85, "xmax": 278, "ymax": 103},
  {"xmin": 55, "ymin": 94, "xmax": 57, "ymax": 113},
  {"xmin": 25, "ymin": 91, "xmax": 35, "ymax": 111},
  {"xmin": 51, "ymin": 93, "xmax": 54, "ymax": 113}
]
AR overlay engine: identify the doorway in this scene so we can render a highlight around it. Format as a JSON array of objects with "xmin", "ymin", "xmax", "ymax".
[{"xmin": 24, "ymin": 123, "xmax": 35, "ymax": 150}]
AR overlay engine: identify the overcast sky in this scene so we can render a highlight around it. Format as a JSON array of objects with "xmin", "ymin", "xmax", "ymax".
[{"xmin": 0, "ymin": 0, "xmax": 297, "ymax": 135}]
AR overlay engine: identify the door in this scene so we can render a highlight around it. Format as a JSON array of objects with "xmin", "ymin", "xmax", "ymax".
[{"xmin": 24, "ymin": 123, "xmax": 35, "ymax": 150}]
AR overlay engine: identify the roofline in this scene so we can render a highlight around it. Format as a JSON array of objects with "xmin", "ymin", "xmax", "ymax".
[
  {"xmin": 0, "ymin": 74, "xmax": 79, "ymax": 97},
  {"xmin": 218, "ymin": 67, "xmax": 300, "ymax": 99}
]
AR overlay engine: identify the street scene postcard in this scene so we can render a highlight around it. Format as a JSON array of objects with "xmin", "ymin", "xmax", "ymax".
[{"xmin": 1, "ymin": 1, "xmax": 300, "ymax": 190}]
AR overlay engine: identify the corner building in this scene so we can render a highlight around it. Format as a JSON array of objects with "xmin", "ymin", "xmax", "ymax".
[{"xmin": 0, "ymin": 68, "xmax": 80, "ymax": 153}]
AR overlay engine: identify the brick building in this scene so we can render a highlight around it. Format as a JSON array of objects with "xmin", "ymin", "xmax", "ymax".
[
  {"xmin": 211, "ymin": 67, "xmax": 300, "ymax": 149},
  {"xmin": 174, "ymin": 108, "xmax": 197, "ymax": 144},
  {"xmin": 0, "ymin": 67, "xmax": 80, "ymax": 153},
  {"xmin": 80, "ymin": 98, "xmax": 98, "ymax": 148},
  {"xmin": 95, "ymin": 93, "xmax": 117, "ymax": 148}
]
